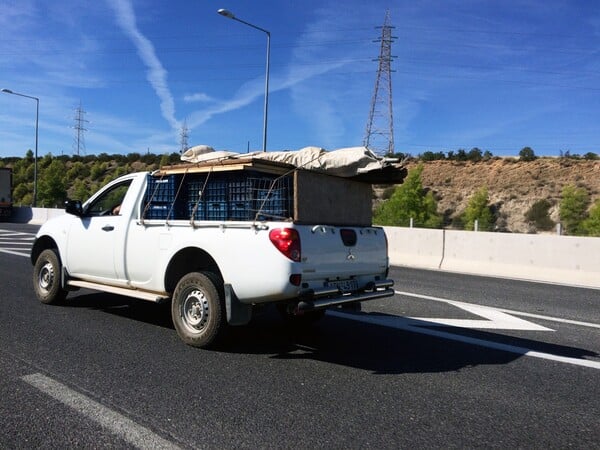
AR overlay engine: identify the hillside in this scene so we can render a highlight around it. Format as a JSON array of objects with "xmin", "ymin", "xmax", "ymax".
[{"xmin": 399, "ymin": 158, "xmax": 600, "ymax": 233}]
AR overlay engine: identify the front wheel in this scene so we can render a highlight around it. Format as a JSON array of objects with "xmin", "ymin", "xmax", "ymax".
[
  {"xmin": 32, "ymin": 249, "xmax": 67, "ymax": 304},
  {"xmin": 171, "ymin": 272, "xmax": 226, "ymax": 348}
]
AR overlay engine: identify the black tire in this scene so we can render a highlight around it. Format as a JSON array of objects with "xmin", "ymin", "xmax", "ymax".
[
  {"xmin": 171, "ymin": 272, "xmax": 226, "ymax": 348},
  {"xmin": 277, "ymin": 303, "xmax": 326, "ymax": 326},
  {"xmin": 32, "ymin": 249, "xmax": 67, "ymax": 304}
]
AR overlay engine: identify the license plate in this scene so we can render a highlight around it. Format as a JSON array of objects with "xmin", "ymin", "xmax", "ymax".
[{"xmin": 325, "ymin": 279, "xmax": 358, "ymax": 293}]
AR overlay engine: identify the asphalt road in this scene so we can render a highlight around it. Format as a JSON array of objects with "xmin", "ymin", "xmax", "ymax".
[{"xmin": 1, "ymin": 223, "xmax": 599, "ymax": 448}]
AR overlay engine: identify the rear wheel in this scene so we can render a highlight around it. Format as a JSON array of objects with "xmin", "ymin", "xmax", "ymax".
[
  {"xmin": 32, "ymin": 249, "xmax": 67, "ymax": 304},
  {"xmin": 171, "ymin": 272, "xmax": 226, "ymax": 348}
]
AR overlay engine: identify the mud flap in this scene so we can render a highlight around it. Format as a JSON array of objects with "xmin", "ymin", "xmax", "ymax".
[{"xmin": 225, "ymin": 284, "xmax": 252, "ymax": 326}]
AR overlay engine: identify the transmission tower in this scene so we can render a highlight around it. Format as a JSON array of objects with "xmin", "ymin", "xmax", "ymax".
[
  {"xmin": 363, "ymin": 10, "xmax": 397, "ymax": 156},
  {"xmin": 72, "ymin": 101, "xmax": 89, "ymax": 156},
  {"xmin": 179, "ymin": 120, "xmax": 189, "ymax": 154}
]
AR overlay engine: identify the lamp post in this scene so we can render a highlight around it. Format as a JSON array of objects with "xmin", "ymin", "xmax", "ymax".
[
  {"xmin": 217, "ymin": 8, "xmax": 270, "ymax": 152},
  {"xmin": 2, "ymin": 88, "xmax": 39, "ymax": 206}
]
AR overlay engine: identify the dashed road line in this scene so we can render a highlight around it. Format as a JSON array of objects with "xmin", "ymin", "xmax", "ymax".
[{"xmin": 21, "ymin": 373, "xmax": 181, "ymax": 450}]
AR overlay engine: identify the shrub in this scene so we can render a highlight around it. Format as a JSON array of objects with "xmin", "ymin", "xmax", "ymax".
[
  {"xmin": 462, "ymin": 187, "xmax": 494, "ymax": 231},
  {"xmin": 519, "ymin": 147, "xmax": 536, "ymax": 161},
  {"xmin": 373, "ymin": 165, "xmax": 442, "ymax": 228},
  {"xmin": 580, "ymin": 200, "xmax": 600, "ymax": 236},
  {"xmin": 525, "ymin": 199, "xmax": 554, "ymax": 231},
  {"xmin": 559, "ymin": 185, "xmax": 589, "ymax": 235}
]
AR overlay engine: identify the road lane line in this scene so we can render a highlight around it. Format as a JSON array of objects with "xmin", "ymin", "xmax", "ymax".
[
  {"xmin": 330, "ymin": 311, "xmax": 600, "ymax": 370},
  {"xmin": 0, "ymin": 249, "xmax": 29, "ymax": 257},
  {"xmin": 396, "ymin": 290, "xmax": 600, "ymax": 329},
  {"xmin": 21, "ymin": 373, "xmax": 181, "ymax": 450}
]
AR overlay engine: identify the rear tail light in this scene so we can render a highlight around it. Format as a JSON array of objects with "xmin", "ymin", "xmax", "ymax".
[
  {"xmin": 340, "ymin": 228, "xmax": 357, "ymax": 246},
  {"xmin": 269, "ymin": 228, "xmax": 301, "ymax": 262}
]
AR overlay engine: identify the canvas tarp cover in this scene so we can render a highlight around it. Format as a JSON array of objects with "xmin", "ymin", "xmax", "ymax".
[{"xmin": 180, "ymin": 145, "xmax": 392, "ymax": 178}]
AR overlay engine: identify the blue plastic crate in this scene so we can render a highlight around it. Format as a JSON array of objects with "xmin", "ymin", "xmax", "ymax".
[
  {"xmin": 144, "ymin": 202, "xmax": 170, "ymax": 220},
  {"xmin": 188, "ymin": 201, "xmax": 206, "ymax": 220},
  {"xmin": 228, "ymin": 179, "xmax": 253, "ymax": 202},
  {"xmin": 229, "ymin": 201, "xmax": 253, "ymax": 221},
  {"xmin": 187, "ymin": 180, "xmax": 204, "ymax": 203},
  {"xmin": 205, "ymin": 201, "xmax": 228, "ymax": 221},
  {"xmin": 145, "ymin": 174, "xmax": 179, "ymax": 203}
]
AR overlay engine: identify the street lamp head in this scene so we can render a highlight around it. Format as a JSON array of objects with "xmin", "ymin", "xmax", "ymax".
[
  {"xmin": 1, "ymin": 88, "xmax": 14, "ymax": 94},
  {"xmin": 217, "ymin": 8, "xmax": 235, "ymax": 19}
]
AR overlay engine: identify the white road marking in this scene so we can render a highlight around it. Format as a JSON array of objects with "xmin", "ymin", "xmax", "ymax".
[
  {"xmin": 0, "ymin": 249, "xmax": 29, "ymax": 257},
  {"xmin": 396, "ymin": 290, "xmax": 600, "ymax": 329},
  {"xmin": 330, "ymin": 311, "xmax": 600, "ymax": 370},
  {"xmin": 410, "ymin": 300, "xmax": 553, "ymax": 331},
  {"xmin": 0, "ymin": 229, "xmax": 35, "ymax": 258},
  {"xmin": 21, "ymin": 373, "xmax": 181, "ymax": 450}
]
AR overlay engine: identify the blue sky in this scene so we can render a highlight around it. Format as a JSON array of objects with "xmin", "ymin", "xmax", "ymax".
[{"xmin": 1, "ymin": 0, "xmax": 599, "ymax": 158}]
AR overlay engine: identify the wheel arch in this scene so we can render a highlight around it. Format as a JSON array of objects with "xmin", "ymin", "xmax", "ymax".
[
  {"xmin": 164, "ymin": 247, "xmax": 223, "ymax": 294},
  {"xmin": 31, "ymin": 235, "xmax": 60, "ymax": 265}
]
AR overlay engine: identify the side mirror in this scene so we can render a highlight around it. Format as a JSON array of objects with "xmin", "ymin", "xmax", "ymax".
[{"xmin": 65, "ymin": 199, "xmax": 83, "ymax": 217}]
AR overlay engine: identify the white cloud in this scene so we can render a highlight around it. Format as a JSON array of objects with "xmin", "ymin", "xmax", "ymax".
[
  {"xmin": 183, "ymin": 93, "xmax": 216, "ymax": 103},
  {"xmin": 105, "ymin": 0, "xmax": 179, "ymax": 132}
]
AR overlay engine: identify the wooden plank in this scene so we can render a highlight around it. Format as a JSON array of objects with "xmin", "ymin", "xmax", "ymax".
[{"xmin": 156, "ymin": 158, "xmax": 292, "ymax": 176}]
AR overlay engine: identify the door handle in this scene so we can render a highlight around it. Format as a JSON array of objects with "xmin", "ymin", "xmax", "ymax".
[{"xmin": 102, "ymin": 225, "xmax": 114, "ymax": 232}]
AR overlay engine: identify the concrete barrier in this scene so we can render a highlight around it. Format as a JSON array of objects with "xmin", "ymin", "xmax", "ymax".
[
  {"xmin": 385, "ymin": 227, "xmax": 600, "ymax": 290},
  {"xmin": 383, "ymin": 226, "xmax": 444, "ymax": 270},
  {"xmin": 11, "ymin": 206, "xmax": 66, "ymax": 224}
]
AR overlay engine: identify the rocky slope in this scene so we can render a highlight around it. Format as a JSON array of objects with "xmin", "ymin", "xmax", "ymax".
[{"xmin": 393, "ymin": 158, "xmax": 600, "ymax": 233}]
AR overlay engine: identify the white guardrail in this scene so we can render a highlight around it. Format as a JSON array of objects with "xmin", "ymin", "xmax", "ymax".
[{"xmin": 9, "ymin": 207, "xmax": 599, "ymax": 289}]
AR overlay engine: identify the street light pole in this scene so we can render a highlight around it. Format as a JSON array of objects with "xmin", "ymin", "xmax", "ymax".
[
  {"xmin": 217, "ymin": 9, "xmax": 270, "ymax": 152},
  {"xmin": 2, "ymin": 88, "xmax": 39, "ymax": 206}
]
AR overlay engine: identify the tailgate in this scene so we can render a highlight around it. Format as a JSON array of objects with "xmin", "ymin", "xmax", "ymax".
[{"xmin": 296, "ymin": 225, "xmax": 389, "ymax": 288}]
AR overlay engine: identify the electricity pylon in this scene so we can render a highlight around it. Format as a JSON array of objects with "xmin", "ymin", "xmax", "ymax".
[
  {"xmin": 364, "ymin": 10, "xmax": 396, "ymax": 156},
  {"xmin": 73, "ymin": 101, "xmax": 88, "ymax": 156}
]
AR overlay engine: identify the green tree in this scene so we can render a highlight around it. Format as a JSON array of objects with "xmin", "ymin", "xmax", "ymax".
[
  {"xmin": 160, "ymin": 153, "xmax": 170, "ymax": 167},
  {"xmin": 519, "ymin": 147, "xmax": 536, "ymax": 161},
  {"xmin": 463, "ymin": 187, "xmax": 494, "ymax": 231},
  {"xmin": 455, "ymin": 149, "xmax": 468, "ymax": 161},
  {"xmin": 559, "ymin": 185, "xmax": 589, "ymax": 235},
  {"xmin": 373, "ymin": 165, "xmax": 442, "ymax": 228},
  {"xmin": 581, "ymin": 200, "xmax": 600, "ymax": 236},
  {"xmin": 38, "ymin": 159, "xmax": 67, "ymax": 207},
  {"xmin": 467, "ymin": 147, "xmax": 483, "ymax": 162},
  {"xmin": 71, "ymin": 178, "xmax": 90, "ymax": 202},
  {"xmin": 525, "ymin": 199, "xmax": 554, "ymax": 231},
  {"xmin": 66, "ymin": 161, "xmax": 90, "ymax": 182}
]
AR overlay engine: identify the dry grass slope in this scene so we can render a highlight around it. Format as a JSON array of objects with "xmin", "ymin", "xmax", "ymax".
[{"xmin": 399, "ymin": 158, "xmax": 600, "ymax": 233}]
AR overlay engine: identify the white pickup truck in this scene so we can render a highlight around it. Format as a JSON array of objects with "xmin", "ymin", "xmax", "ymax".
[{"xmin": 31, "ymin": 168, "xmax": 394, "ymax": 348}]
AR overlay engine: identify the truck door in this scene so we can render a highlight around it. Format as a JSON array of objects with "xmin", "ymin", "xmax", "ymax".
[{"xmin": 66, "ymin": 179, "xmax": 132, "ymax": 284}]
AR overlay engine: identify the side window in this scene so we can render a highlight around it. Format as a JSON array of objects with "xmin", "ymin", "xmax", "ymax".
[{"xmin": 86, "ymin": 180, "xmax": 132, "ymax": 216}]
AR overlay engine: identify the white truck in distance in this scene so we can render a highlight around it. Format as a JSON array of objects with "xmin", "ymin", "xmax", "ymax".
[
  {"xmin": 0, "ymin": 167, "xmax": 12, "ymax": 220},
  {"xmin": 31, "ymin": 167, "xmax": 395, "ymax": 348}
]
